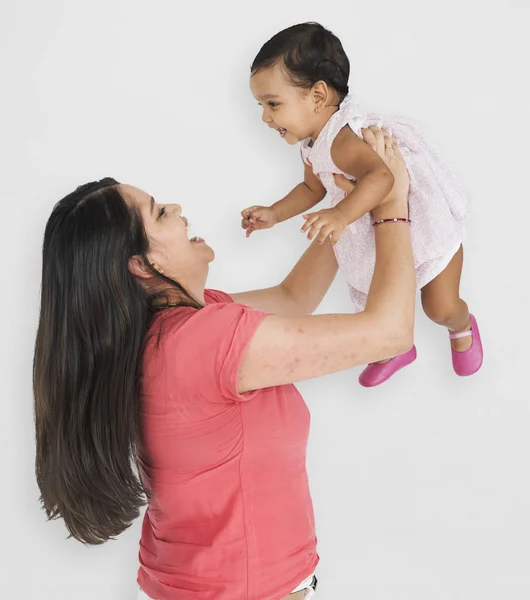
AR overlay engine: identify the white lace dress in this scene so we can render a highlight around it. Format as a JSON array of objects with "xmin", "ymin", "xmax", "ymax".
[{"xmin": 300, "ymin": 95, "xmax": 469, "ymax": 311}]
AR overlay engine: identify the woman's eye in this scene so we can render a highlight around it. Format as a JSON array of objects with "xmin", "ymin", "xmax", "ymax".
[{"xmin": 158, "ymin": 207, "xmax": 166, "ymax": 219}]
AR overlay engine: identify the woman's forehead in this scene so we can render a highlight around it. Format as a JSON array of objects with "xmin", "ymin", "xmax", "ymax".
[{"xmin": 120, "ymin": 184, "xmax": 149, "ymax": 209}]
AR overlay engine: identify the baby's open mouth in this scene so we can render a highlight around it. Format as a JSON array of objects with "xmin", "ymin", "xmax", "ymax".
[{"xmin": 276, "ymin": 127, "xmax": 286, "ymax": 138}]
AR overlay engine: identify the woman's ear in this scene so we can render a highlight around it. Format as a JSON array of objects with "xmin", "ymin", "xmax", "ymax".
[{"xmin": 128, "ymin": 255, "xmax": 151, "ymax": 280}]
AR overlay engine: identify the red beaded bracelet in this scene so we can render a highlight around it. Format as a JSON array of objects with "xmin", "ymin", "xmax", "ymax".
[{"xmin": 372, "ymin": 218, "xmax": 411, "ymax": 227}]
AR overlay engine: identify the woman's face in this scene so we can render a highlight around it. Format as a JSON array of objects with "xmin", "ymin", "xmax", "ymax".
[{"xmin": 121, "ymin": 185, "xmax": 214, "ymax": 295}]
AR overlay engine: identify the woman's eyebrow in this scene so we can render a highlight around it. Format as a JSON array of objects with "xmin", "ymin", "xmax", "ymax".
[{"xmin": 150, "ymin": 196, "xmax": 155, "ymax": 215}]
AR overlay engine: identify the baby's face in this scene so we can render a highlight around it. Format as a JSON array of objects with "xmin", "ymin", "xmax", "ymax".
[{"xmin": 250, "ymin": 63, "xmax": 317, "ymax": 145}]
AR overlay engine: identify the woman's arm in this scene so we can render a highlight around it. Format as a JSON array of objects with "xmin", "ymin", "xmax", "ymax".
[
  {"xmin": 238, "ymin": 127, "xmax": 415, "ymax": 392},
  {"xmin": 233, "ymin": 157, "xmax": 333, "ymax": 315},
  {"xmin": 230, "ymin": 236, "xmax": 338, "ymax": 316}
]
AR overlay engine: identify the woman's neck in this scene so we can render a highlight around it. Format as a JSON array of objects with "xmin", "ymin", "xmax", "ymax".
[{"xmin": 150, "ymin": 282, "xmax": 206, "ymax": 309}]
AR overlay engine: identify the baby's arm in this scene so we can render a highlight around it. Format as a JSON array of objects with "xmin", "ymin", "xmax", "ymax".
[
  {"xmin": 241, "ymin": 157, "xmax": 326, "ymax": 237},
  {"xmin": 301, "ymin": 126, "xmax": 395, "ymax": 244},
  {"xmin": 331, "ymin": 126, "xmax": 395, "ymax": 223},
  {"xmin": 273, "ymin": 159, "xmax": 327, "ymax": 223}
]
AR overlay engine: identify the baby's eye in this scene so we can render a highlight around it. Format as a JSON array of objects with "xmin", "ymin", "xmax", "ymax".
[
  {"xmin": 268, "ymin": 101, "xmax": 278, "ymax": 108},
  {"xmin": 158, "ymin": 207, "xmax": 166, "ymax": 219}
]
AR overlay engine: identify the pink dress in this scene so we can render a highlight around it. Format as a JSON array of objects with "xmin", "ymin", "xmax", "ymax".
[{"xmin": 300, "ymin": 95, "xmax": 469, "ymax": 312}]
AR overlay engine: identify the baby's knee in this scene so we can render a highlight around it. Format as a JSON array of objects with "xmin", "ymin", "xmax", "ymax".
[{"xmin": 421, "ymin": 295, "xmax": 461, "ymax": 326}]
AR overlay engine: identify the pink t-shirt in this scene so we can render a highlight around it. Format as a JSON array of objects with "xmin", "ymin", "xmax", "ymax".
[{"xmin": 137, "ymin": 289, "xmax": 319, "ymax": 600}]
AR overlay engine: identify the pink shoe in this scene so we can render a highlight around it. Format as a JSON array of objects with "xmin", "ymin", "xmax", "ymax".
[
  {"xmin": 449, "ymin": 314, "xmax": 483, "ymax": 376},
  {"xmin": 359, "ymin": 345, "xmax": 417, "ymax": 387}
]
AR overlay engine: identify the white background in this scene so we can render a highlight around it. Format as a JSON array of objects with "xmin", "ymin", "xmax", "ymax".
[{"xmin": 1, "ymin": 0, "xmax": 529, "ymax": 598}]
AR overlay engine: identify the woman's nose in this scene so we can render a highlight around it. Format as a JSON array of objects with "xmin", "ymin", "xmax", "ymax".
[{"xmin": 171, "ymin": 205, "xmax": 188, "ymax": 226}]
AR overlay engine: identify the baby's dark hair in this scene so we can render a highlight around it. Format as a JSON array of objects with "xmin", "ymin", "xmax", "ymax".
[{"xmin": 251, "ymin": 22, "xmax": 350, "ymax": 103}]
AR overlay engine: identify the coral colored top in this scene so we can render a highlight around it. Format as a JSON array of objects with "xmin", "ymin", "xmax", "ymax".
[{"xmin": 137, "ymin": 289, "xmax": 319, "ymax": 600}]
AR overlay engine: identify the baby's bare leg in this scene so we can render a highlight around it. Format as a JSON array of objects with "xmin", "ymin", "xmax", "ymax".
[{"xmin": 421, "ymin": 245, "xmax": 471, "ymax": 351}]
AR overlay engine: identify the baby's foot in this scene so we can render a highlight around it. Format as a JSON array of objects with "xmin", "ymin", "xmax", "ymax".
[
  {"xmin": 359, "ymin": 346, "xmax": 417, "ymax": 387},
  {"xmin": 449, "ymin": 321, "xmax": 473, "ymax": 352},
  {"xmin": 449, "ymin": 314, "xmax": 483, "ymax": 376}
]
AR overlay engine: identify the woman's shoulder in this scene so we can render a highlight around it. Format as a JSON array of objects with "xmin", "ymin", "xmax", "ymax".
[
  {"xmin": 154, "ymin": 291, "xmax": 254, "ymax": 343},
  {"xmin": 145, "ymin": 291, "xmax": 267, "ymax": 376},
  {"xmin": 204, "ymin": 289, "xmax": 234, "ymax": 304}
]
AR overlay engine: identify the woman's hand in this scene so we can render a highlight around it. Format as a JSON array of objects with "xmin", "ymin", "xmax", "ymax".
[{"xmin": 360, "ymin": 126, "xmax": 409, "ymax": 220}]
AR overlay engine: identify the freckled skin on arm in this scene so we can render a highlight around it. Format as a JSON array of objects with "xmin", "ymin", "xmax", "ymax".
[{"xmin": 238, "ymin": 310, "xmax": 404, "ymax": 392}]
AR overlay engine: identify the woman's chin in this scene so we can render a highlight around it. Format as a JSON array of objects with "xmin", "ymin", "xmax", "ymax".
[
  {"xmin": 205, "ymin": 245, "xmax": 215, "ymax": 261},
  {"xmin": 191, "ymin": 238, "xmax": 215, "ymax": 260}
]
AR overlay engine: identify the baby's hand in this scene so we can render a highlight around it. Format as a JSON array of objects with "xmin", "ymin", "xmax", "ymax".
[
  {"xmin": 241, "ymin": 205, "xmax": 277, "ymax": 238},
  {"xmin": 301, "ymin": 207, "xmax": 348, "ymax": 245}
]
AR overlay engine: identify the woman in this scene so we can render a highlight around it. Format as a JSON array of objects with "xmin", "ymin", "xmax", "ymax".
[{"xmin": 33, "ymin": 127, "xmax": 414, "ymax": 600}]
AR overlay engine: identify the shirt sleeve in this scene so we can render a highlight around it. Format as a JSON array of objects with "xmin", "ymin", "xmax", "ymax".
[{"xmin": 172, "ymin": 301, "xmax": 270, "ymax": 403}]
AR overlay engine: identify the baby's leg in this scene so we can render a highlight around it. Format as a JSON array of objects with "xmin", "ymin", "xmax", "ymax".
[{"xmin": 420, "ymin": 245, "xmax": 471, "ymax": 351}]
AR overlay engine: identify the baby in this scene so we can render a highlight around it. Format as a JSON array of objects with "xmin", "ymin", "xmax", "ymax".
[{"xmin": 242, "ymin": 22, "xmax": 483, "ymax": 387}]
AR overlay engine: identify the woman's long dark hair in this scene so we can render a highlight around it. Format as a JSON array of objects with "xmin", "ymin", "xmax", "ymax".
[
  {"xmin": 33, "ymin": 178, "xmax": 201, "ymax": 545},
  {"xmin": 251, "ymin": 22, "xmax": 350, "ymax": 103}
]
